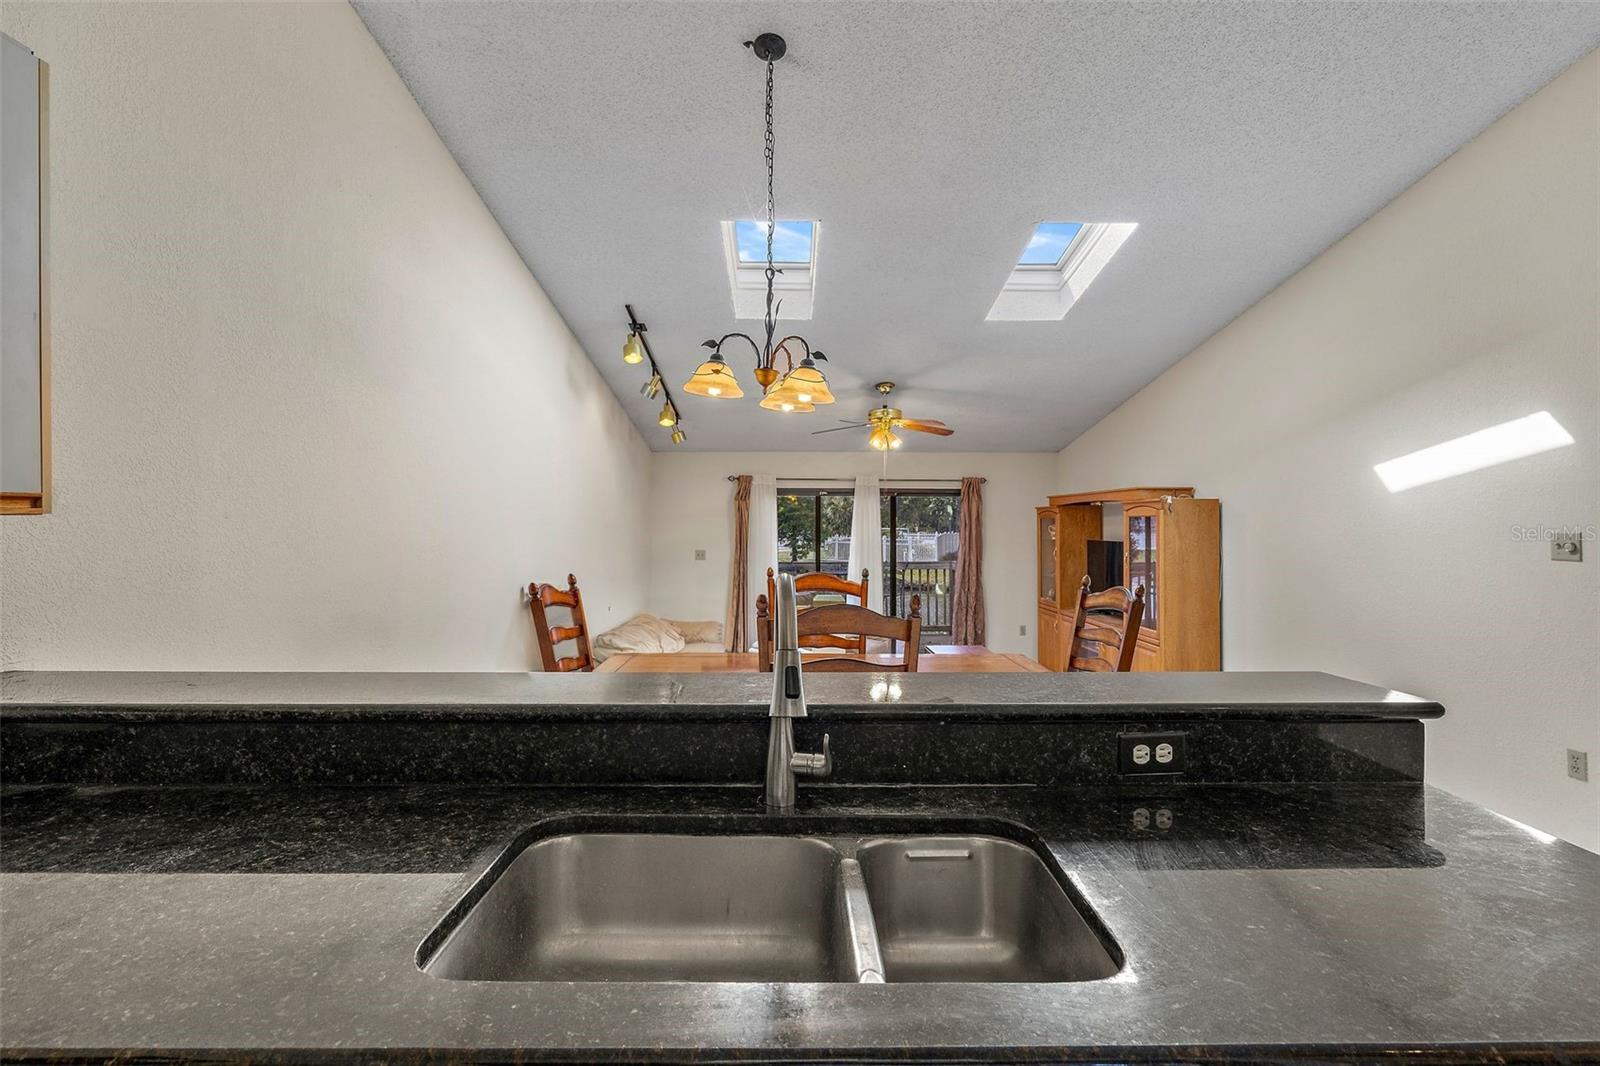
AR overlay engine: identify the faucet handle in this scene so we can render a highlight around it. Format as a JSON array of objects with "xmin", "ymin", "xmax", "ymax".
[{"xmin": 791, "ymin": 732, "xmax": 832, "ymax": 778}]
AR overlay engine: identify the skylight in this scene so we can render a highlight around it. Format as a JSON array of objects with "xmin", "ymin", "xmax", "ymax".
[
  {"xmin": 1017, "ymin": 221, "xmax": 1085, "ymax": 266},
  {"xmin": 722, "ymin": 220, "xmax": 819, "ymax": 320},
  {"xmin": 734, "ymin": 220, "xmax": 814, "ymax": 265},
  {"xmin": 986, "ymin": 221, "xmax": 1137, "ymax": 322}
]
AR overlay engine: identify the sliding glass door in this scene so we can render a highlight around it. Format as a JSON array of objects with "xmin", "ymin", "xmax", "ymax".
[
  {"xmin": 880, "ymin": 490, "xmax": 959, "ymax": 636},
  {"xmin": 774, "ymin": 486, "xmax": 961, "ymax": 633}
]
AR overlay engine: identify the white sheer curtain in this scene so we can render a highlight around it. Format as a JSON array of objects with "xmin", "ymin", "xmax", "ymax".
[
  {"xmin": 846, "ymin": 474, "xmax": 881, "ymax": 608},
  {"xmin": 745, "ymin": 474, "xmax": 779, "ymax": 647}
]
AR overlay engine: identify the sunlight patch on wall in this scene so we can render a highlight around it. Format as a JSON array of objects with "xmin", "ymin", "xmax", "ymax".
[{"xmin": 1374, "ymin": 411, "xmax": 1573, "ymax": 492}]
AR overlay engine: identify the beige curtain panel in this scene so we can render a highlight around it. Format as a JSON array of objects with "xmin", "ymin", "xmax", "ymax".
[
  {"xmin": 725, "ymin": 475, "xmax": 753, "ymax": 651},
  {"xmin": 951, "ymin": 476, "xmax": 985, "ymax": 645}
]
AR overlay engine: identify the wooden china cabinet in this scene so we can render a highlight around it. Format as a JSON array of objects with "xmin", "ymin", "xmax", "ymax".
[
  {"xmin": 1035, "ymin": 487, "xmax": 1220, "ymax": 672},
  {"xmin": 1035, "ymin": 504, "xmax": 1099, "ymax": 671},
  {"xmin": 1035, "ymin": 508, "xmax": 1056, "ymax": 667}
]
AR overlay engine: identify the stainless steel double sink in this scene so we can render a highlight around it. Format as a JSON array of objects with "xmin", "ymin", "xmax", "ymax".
[{"xmin": 420, "ymin": 831, "xmax": 1120, "ymax": 983}]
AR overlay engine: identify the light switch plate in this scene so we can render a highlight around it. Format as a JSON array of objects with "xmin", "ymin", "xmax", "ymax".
[
  {"xmin": 1552, "ymin": 537, "xmax": 1583, "ymax": 562},
  {"xmin": 1569, "ymin": 749, "xmax": 1589, "ymax": 782}
]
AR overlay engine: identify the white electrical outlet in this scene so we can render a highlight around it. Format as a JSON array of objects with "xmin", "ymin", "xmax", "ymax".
[
  {"xmin": 694, "ymin": 549, "xmax": 707, "ymax": 561},
  {"xmin": 1569, "ymin": 749, "xmax": 1589, "ymax": 782}
]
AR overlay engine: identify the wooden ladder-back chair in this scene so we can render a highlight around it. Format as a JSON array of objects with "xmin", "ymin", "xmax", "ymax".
[
  {"xmin": 765, "ymin": 567, "xmax": 872, "ymax": 654},
  {"xmin": 1063, "ymin": 575, "xmax": 1145, "ymax": 672},
  {"xmin": 757, "ymin": 595, "xmax": 922, "ymax": 672},
  {"xmin": 527, "ymin": 573, "xmax": 594, "ymax": 672}
]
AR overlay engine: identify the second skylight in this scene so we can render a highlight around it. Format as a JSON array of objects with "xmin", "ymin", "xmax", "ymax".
[{"xmin": 1017, "ymin": 221, "xmax": 1085, "ymax": 266}]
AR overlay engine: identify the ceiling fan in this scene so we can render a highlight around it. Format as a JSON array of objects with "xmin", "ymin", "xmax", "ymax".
[{"xmin": 811, "ymin": 382, "xmax": 956, "ymax": 450}]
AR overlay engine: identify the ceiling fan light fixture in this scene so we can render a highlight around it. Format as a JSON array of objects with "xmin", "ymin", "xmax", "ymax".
[
  {"xmin": 868, "ymin": 424, "xmax": 899, "ymax": 451},
  {"xmin": 682, "ymin": 354, "xmax": 744, "ymax": 398}
]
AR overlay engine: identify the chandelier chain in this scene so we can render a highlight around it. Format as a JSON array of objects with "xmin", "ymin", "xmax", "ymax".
[{"xmin": 763, "ymin": 57, "xmax": 777, "ymax": 363}]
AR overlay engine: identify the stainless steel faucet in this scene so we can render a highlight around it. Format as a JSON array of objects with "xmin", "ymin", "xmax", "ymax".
[{"xmin": 766, "ymin": 572, "xmax": 832, "ymax": 812}]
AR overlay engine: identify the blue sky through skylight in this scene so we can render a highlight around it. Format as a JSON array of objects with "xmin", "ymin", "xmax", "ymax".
[
  {"xmin": 1018, "ymin": 221, "xmax": 1085, "ymax": 266},
  {"xmin": 735, "ymin": 220, "xmax": 814, "ymax": 264}
]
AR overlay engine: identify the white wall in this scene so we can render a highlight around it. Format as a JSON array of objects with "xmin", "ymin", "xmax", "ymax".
[
  {"xmin": 1056, "ymin": 52, "xmax": 1599, "ymax": 850},
  {"xmin": 645, "ymin": 452, "xmax": 1058, "ymax": 656},
  {"xmin": 0, "ymin": 2, "xmax": 649, "ymax": 670}
]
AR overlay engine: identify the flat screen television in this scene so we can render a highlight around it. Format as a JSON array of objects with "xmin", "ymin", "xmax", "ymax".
[{"xmin": 1085, "ymin": 539, "xmax": 1124, "ymax": 592}]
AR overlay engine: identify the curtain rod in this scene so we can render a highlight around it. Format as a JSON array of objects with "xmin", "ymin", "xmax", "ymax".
[{"xmin": 726, "ymin": 475, "xmax": 984, "ymax": 483}]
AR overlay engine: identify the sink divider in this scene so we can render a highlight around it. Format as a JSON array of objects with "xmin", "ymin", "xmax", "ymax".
[{"xmin": 836, "ymin": 857, "xmax": 885, "ymax": 983}]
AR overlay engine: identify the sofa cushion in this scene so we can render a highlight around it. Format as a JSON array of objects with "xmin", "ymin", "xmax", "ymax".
[{"xmin": 668, "ymin": 619, "xmax": 724, "ymax": 645}]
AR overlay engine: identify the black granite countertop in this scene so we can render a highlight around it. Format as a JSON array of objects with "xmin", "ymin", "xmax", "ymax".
[
  {"xmin": 2, "ymin": 780, "xmax": 1596, "ymax": 1063},
  {"xmin": 1, "ymin": 674, "xmax": 1588, "ymax": 1063},
  {"xmin": 0, "ymin": 669, "xmax": 1443, "ymax": 721}
]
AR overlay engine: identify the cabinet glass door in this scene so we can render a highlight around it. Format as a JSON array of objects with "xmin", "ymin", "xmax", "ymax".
[
  {"xmin": 1038, "ymin": 511, "xmax": 1057, "ymax": 601},
  {"xmin": 1126, "ymin": 511, "xmax": 1158, "ymax": 630}
]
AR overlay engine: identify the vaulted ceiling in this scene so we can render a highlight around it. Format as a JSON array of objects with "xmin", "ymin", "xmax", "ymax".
[{"xmin": 354, "ymin": 1, "xmax": 1600, "ymax": 451}]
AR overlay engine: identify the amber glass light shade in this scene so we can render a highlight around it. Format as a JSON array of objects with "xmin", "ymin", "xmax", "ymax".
[
  {"xmin": 867, "ymin": 424, "xmax": 900, "ymax": 451},
  {"xmin": 622, "ymin": 333, "xmax": 645, "ymax": 365},
  {"xmin": 759, "ymin": 378, "xmax": 815, "ymax": 413},
  {"xmin": 782, "ymin": 360, "xmax": 834, "ymax": 405},
  {"xmin": 682, "ymin": 355, "xmax": 744, "ymax": 398}
]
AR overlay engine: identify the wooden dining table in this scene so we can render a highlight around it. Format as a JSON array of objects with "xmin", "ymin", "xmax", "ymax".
[{"xmin": 593, "ymin": 649, "xmax": 1049, "ymax": 673}]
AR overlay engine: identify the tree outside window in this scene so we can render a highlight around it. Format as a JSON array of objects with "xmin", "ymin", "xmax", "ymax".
[{"xmin": 776, "ymin": 491, "xmax": 852, "ymax": 578}]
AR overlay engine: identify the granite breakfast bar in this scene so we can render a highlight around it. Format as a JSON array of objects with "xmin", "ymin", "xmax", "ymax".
[{"xmin": 2, "ymin": 670, "xmax": 1597, "ymax": 1063}]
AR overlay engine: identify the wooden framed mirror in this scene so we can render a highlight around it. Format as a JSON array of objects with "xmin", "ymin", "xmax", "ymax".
[{"xmin": 1, "ymin": 33, "xmax": 50, "ymax": 515}]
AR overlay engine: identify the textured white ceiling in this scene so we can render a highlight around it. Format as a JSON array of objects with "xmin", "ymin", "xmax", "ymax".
[{"xmin": 353, "ymin": 2, "xmax": 1600, "ymax": 452}]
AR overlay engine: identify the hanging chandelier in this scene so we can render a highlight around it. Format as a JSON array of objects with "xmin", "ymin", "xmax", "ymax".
[{"xmin": 679, "ymin": 32, "xmax": 834, "ymax": 414}]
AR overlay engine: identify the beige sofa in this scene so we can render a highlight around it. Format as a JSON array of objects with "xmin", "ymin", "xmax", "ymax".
[{"xmin": 590, "ymin": 614, "xmax": 724, "ymax": 663}]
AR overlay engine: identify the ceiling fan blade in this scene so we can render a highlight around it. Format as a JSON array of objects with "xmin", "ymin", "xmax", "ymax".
[
  {"xmin": 810, "ymin": 424, "xmax": 867, "ymax": 435},
  {"xmin": 898, "ymin": 419, "xmax": 955, "ymax": 436}
]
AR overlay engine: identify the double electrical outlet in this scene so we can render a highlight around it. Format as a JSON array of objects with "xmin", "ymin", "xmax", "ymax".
[{"xmin": 1118, "ymin": 731, "xmax": 1187, "ymax": 776}]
